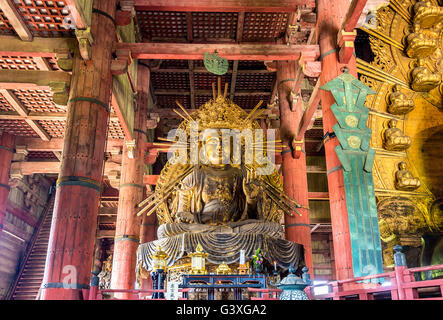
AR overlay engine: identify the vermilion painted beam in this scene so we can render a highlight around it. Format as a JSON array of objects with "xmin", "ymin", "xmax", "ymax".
[
  {"xmin": 116, "ymin": 42, "xmax": 320, "ymax": 61},
  {"xmin": 133, "ymin": 0, "xmax": 315, "ymax": 12}
]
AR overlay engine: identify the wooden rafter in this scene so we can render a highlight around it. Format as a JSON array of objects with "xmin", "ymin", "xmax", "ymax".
[
  {"xmin": 0, "ymin": 0, "xmax": 32, "ymax": 41},
  {"xmin": 0, "ymin": 89, "xmax": 51, "ymax": 141},
  {"xmin": 133, "ymin": 0, "xmax": 315, "ymax": 12},
  {"xmin": 11, "ymin": 160, "xmax": 121, "ymax": 176},
  {"xmin": 116, "ymin": 43, "xmax": 320, "ymax": 61}
]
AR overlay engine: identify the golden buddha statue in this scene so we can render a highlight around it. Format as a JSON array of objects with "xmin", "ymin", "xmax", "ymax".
[
  {"xmin": 395, "ymin": 162, "xmax": 421, "ymax": 191},
  {"xmin": 406, "ymin": 23, "xmax": 438, "ymax": 59},
  {"xmin": 388, "ymin": 85, "xmax": 415, "ymax": 115},
  {"xmin": 413, "ymin": 0, "xmax": 443, "ymax": 29},
  {"xmin": 411, "ymin": 59, "xmax": 441, "ymax": 92},
  {"xmin": 384, "ymin": 119, "xmax": 412, "ymax": 151},
  {"xmin": 136, "ymin": 83, "xmax": 305, "ymax": 274}
]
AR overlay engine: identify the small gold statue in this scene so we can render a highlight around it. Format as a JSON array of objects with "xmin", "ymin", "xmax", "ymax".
[
  {"xmin": 413, "ymin": 0, "xmax": 443, "ymax": 29},
  {"xmin": 411, "ymin": 59, "xmax": 441, "ymax": 92},
  {"xmin": 395, "ymin": 161, "xmax": 421, "ymax": 191},
  {"xmin": 216, "ymin": 261, "xmax": 231, "ymax": 275},
  {"xmin": 388, "ymin": 85, "xmax": 415, "ymax": 115},
  {"xmin": 384, "ymin": 119, "xmax": 412, "ymax": 151},
  {"xmin": 406, "ymin": 24, "xmax": 439, "ymax": 59}
]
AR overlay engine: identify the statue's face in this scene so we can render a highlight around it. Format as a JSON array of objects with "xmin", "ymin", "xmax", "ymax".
[
  {"xmin": 204, "ymin": 135, "xmax": 222, "ymax": 164},
  {"xmin": 399, "ymin": 162, "xmax": 407, "ymax": 170}
]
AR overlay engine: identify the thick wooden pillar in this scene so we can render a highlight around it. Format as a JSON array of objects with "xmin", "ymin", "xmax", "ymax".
[
  {"xmin": 0, "ymin": 132, "xmax": 15, "ymax": 240},
  {"xmin": 317, "ymin": 0, "xmax": 356, "ymax": 281},
  {"xmin": 41, "ymin": 0, "xmax": 117, "ymax": 300},
  {"xmin": 110, "ymin": 64, "xmax": 149, "ymax": 298},
  {"xmin": 277, "ymin": 61, "xmax": 313, "ymax": 275}
]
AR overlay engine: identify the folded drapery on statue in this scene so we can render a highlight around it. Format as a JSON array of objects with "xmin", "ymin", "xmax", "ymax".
[{"xmin": 136, "ymin": 230, "xmax": 305, "ymax": 273}]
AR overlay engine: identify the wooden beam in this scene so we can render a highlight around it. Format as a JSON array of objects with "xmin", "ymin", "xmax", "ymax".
[
  {"xmin": 149, "ymin": 108, "xmax": 276, "ymax": 118},
  {"xmin": 33, "ymin": 57, "xmax": 52, "ymax": 71},
  {"xmin": 14, "ymin": 137, "xmax": 124, "ymax": 152},
  {"xmin": 11, "ymin": 160, "xmax": 121, "ymax": 175},
  {"xmin": 133, "ymin": 0, "xmax": 315, "ymax": 11},
  {"xmin": 0, "ymin": 89, "xmax": 28, "ymax": 116},
  {"xmin": 0, "ymin": 111, "xmax": 119, "ymax": 121},
  {"xmin": 0, "ymin": 36, "xmax": 76, "ymax": 57},
  {"xmin": 97, "ymin": 229, "xmax": 115, "ymax": 239},
  {"xmin": 296, "ymin": 79, "xmax": 322, "ymax": 141},
  {"xmin": 0, "ymin": 89, "xmax": 51, "ymax": 141},
  {"xmin": 24, "ymin": 120, "xmax": 51, "ymax": 141},
  {"xmin": 154, "ymin": 89, "xmax": 271, "ymax": 96},
  {"xmin": 0, "ymin": 0, "xmax": 32, "ymax": 41},
  {"xmin": 154, "ymin": 68, "xmax": 272, "ymax": 74},
  {"xmin": 341, "ymin": 0, "xmax": 369, "ymax": 32},
  {"xmin": 117, "ymin": 42, "xmax": 320, "ymax": 61},
  {"xmin": 98, "ymin": 207, "xmax": 118, "ymax": 216},
  {"xmin": 0, "ymin": 70, "xmax": 71, "ymax": 88},
  {"xmin": 308, "ymin": 192, "xmax": 329, "ymax": 200}
]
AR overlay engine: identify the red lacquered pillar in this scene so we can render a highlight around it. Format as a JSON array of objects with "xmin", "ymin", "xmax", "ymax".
[
  {"xmin": 318, "ymin": 0, "xmax": 357, "ymax": 281},
  {"xmin": 277, "ymin": 61, "xmax": 313, "ymax": 276},
  {"xmin": 41, "ymin": 0, "xmax": 117, "ymax": 300},
  {"xmin": 110, "ymin": 64, "xmax": 150, "ymax": 299}
]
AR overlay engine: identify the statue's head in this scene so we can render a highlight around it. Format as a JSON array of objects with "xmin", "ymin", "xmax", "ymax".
[
  {"xmin": 202, "ymin": 131, "xmax": 226, "ymax": 165},
  {"xmin": 399, "ymin": 161, "xmax": 407, "ymax": 170},
  {"xmin": 389, "ymin": 119, "xmax": 398, "ymax": 128}
]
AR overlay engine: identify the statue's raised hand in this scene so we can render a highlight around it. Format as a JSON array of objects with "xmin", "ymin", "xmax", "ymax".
[{"xmin": 176, "ymin": 211, "xmax": 195, "ymax": 223}]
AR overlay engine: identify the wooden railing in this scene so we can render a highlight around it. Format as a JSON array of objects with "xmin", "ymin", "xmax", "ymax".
[
  {"xmin": 247, "ymin": 287, "xmax": 282, "ymax": 300},
  {"xmin": 310, "ymin": 247, "xmax": 443, "ymax": 300}
]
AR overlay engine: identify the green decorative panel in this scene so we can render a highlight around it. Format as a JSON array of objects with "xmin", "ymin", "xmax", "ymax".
[{"xmin": 321, "ymin": 71, "xmax": 384, "ymax": 280}]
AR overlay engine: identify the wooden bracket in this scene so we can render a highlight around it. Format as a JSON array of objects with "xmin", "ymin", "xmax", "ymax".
[
  {"xmin": 75, "ymin": 27, "xmax": 95, "ymax": 60},
  {"xmin": 55, "ymin": 48, "xmax": 73, "ymax": 71},
  {"xmin": 338, "ymin": 29, "xmax": 357, "ymax": 64},
  {"xmin": 111, "ymin": 49, "xmax": 133, "ymax": 75},
  {"xmin": 264, "ymin": 60, "xmax": 278, "ymax": 72},
  {"xmin": 49, "ymin": 81, "xmax": 70, "ymax": 107}
]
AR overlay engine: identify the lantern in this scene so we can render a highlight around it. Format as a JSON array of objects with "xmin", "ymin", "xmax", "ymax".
[
  {"xmin": 189, "ymin": 243, "xmax": 208, "ymax": 274},
  {"xmin": 152, "ymin": 245, "xmax": 168, "ymax": 271}
]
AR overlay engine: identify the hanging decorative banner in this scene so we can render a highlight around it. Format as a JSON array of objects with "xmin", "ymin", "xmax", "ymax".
[
  {"xmin": 204, "ymin": 51, "xmax": 229, "ymax": 75},
  {"xmin": 321, "ymin": 69, "xmax": 384, "ymax": 281}
]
